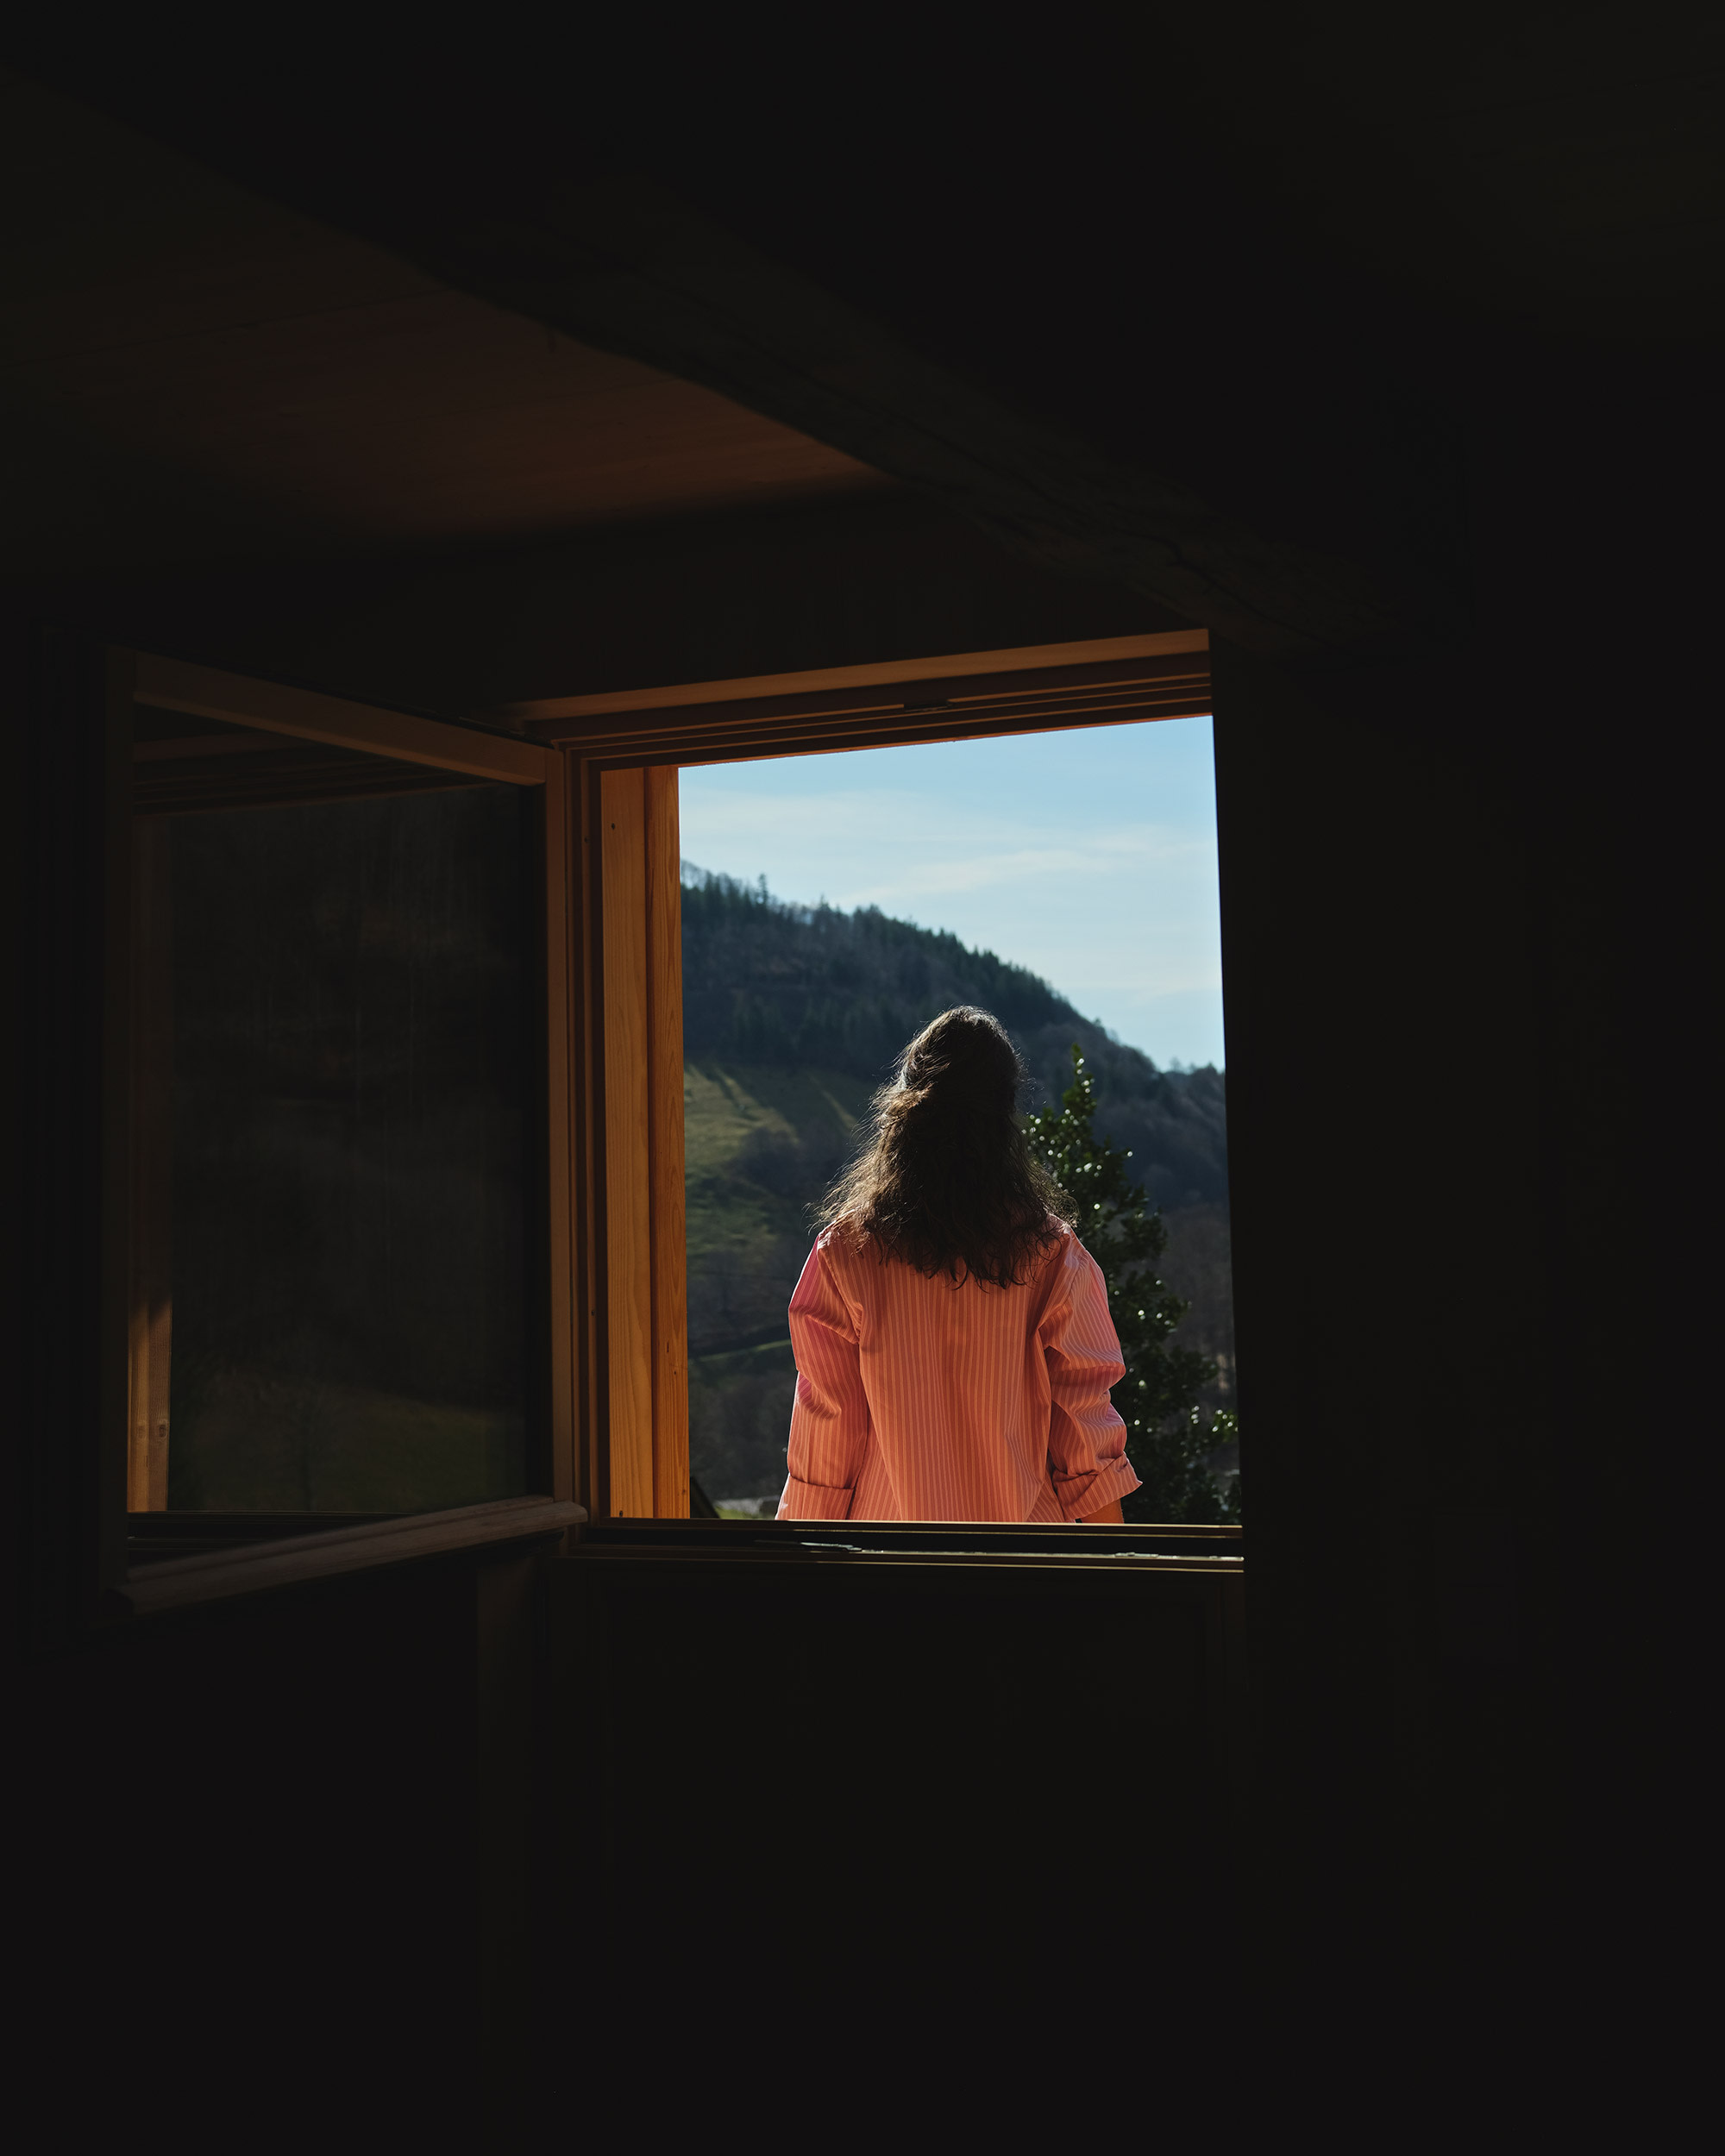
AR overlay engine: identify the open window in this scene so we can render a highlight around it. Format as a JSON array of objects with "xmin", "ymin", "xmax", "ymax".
[
  {"xmin": 536, "ymin": 628, "xmax": 1217, "ymax": 1520},
  {"xmin": 112, "ymin": 628, "xmax": 1216, "ymax": 1567},
  {"xmin": 122, "ymin": 657, "xmax": 578, "ymax": 1553}
]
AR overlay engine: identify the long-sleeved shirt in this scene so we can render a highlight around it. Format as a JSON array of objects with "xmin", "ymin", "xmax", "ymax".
[{"xmin": 776, "ymin": 1220, "xmax": 1140, "ymax": 1522}]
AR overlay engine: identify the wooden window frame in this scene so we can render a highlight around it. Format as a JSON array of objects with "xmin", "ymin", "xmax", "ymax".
[{"xmin": 565, "ymin": 629, "xmax": 1212, "ymax": 1521}]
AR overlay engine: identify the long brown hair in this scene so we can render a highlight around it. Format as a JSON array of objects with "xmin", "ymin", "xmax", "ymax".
[{"xmin": 816, "ymin": 1006, "xmax": 1072, "ymax": 1286}]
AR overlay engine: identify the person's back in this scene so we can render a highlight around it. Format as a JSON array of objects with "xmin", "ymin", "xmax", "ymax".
[{"xmin": 777, "ymin": 1006, "xmax": 1138, "ymax": 1524}]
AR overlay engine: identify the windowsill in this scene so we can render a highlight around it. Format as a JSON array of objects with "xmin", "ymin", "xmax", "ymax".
[
  {"xmin": 116, "ymin": 1496, "xmax": 586, "ymax": 1617},
  {"xmin": 570, "ymin": 1518, "xmax": 1241, "ymax": 1572}
]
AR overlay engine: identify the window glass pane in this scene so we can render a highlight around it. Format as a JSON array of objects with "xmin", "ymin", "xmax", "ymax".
[{"xmin": 139, "ymin": 784, "xmax": 531, "ymax": 1512}]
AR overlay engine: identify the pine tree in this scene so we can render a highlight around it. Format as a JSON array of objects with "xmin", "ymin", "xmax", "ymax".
[{"xmin": 1027, "ymin": 1046, "xmax": 1240, "ymax": 1523}]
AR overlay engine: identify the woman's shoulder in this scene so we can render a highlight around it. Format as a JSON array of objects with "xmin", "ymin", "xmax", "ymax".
[
  {"xmin": 814, "ymin": 1218, "xmax": 869, "ymax": 1268},
  {"xmin": 1022, "ymin": 1216, "xmax": 1082, "ymax": 1290},
  {"xmin": 1042, "ymin": 1218, "xmax": 1107, "ymax": 1288}
]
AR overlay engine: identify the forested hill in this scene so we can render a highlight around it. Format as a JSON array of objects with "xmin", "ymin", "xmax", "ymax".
[{"xmin": 681, "ymin": 867, "xmax": 1227, "ymax": 1211}]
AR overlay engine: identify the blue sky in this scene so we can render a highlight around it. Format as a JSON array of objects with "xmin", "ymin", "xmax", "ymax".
[{"xmin": 678, "ymin": 714, "xmax": 1226, "ymax": 1069}]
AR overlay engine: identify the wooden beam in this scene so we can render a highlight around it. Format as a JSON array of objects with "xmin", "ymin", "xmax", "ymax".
[{"xmin": 133, "ymin": 654, "xmax": 553, "ymax": 785}]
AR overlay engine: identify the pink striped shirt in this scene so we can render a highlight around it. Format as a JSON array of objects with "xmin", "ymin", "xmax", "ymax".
[{"xmin": 776, "ymin": 1221, "xmax": 1140, "ymax": 1522}]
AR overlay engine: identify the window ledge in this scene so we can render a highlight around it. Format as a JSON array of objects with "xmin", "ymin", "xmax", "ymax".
[
  {"xmin": 116, "ymin": 1497, "xmax": 586, "ymax": 1617},
  {"xmin": 568, "ymin": 1519, "xmax": 1241, "ymax": 1571}
]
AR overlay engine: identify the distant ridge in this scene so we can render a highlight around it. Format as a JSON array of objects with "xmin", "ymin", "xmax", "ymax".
[{"xmin": 681, "ymin": 865, "xmax": 1227, "ymax": 1210}]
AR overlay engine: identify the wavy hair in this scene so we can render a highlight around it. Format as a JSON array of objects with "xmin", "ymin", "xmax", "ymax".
[{"xmin": 815, "ymin": 1006, "xmax": 1072, "ymax": 1287}]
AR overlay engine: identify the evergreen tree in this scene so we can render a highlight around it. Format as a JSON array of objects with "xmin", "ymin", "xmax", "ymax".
[{"xmin": 1028, "ymin": 1047, "xmax": 1240, "ymax": 1523}]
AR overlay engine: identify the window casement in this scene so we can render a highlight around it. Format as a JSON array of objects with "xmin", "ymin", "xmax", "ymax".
[{"xmin": 108, "ymin": 653, "xmax": 581, "ymax": 1609}]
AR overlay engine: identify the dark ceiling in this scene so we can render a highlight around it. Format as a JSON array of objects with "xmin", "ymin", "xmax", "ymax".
[
  {"xmin": 8, "ymin": 9, "xmax": 1721, "ymax": 660},
  {"xmin": 0, "ymin": 72, "xmax": 889, "ymax": 580}
]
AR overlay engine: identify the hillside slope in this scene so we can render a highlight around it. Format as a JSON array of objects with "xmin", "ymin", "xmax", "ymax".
[{"xmin": 681, "ymin": 870, "xmax": 1234, "ymax": 1505}]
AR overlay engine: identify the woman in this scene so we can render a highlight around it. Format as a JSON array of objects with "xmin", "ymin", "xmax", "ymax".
[{"xmin": 777, "ymin": 1006, "xmax": 1138, "ymax": 1523}]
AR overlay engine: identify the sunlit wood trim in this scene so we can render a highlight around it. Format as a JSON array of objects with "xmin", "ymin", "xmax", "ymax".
[
  {"xmin": 590, "ymin": 766, "xmax": 691, "ymax": 1520},
  {"xmin": 491, "ymin": 629, "xmax": 1209, "ymax": 728},
  {"xmin": 574, "ymin": 760, "xmax": 603, "ymax": 1520},
  {"xmin": 531, "ymin": 652, "xmax": 1211, "ymax": 765},
  {"xmin": 599, "ymin": 770, "xmax": 655, "ymax": 1516},
  {"xmin": 132, "ymin": 653, "xmax": 554, "ymax": 785},
  {"xmin": 646, "ymin": 768, "xmax": 689, "ymax": 1520}
]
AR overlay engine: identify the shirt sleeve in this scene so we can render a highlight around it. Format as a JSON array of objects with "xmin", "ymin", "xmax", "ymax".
[
  {"xmin": 1040, "ymin": 1238, "xmax": 1140, "ymax": 1522},
  {"xmin": 777, "ymin": 1238, "xmax": 869, "ymax": 1520}
]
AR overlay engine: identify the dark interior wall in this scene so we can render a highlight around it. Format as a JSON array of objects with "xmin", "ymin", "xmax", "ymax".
[
  {"xmin": 1215, "ymin": 641, "xmax": 1558, "ymax": 1990},
  {"xmin": 5, "ymin": 623, "xmax": 129, "ymax": 1645},
  {"xmin": 552, "ymin": 1543, "xmax": 1243, "ymax": 2069},
  {"xmin": 1213, "ymin": 369, "xmax": 1712, "ymax": 2007},
  {"xmin": 17, "ymin": 1557, "xmax": 499, "ymax": 2134}
]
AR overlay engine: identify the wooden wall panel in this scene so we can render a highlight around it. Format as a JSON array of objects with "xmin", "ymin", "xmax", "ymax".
[
  {"xmin": 599, "ymin": 769, "xmax": 654, "ymax": 1515},
  {"xmin": 646, "ymin": 768, "xmax": 688, "ymax": 1518}
]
